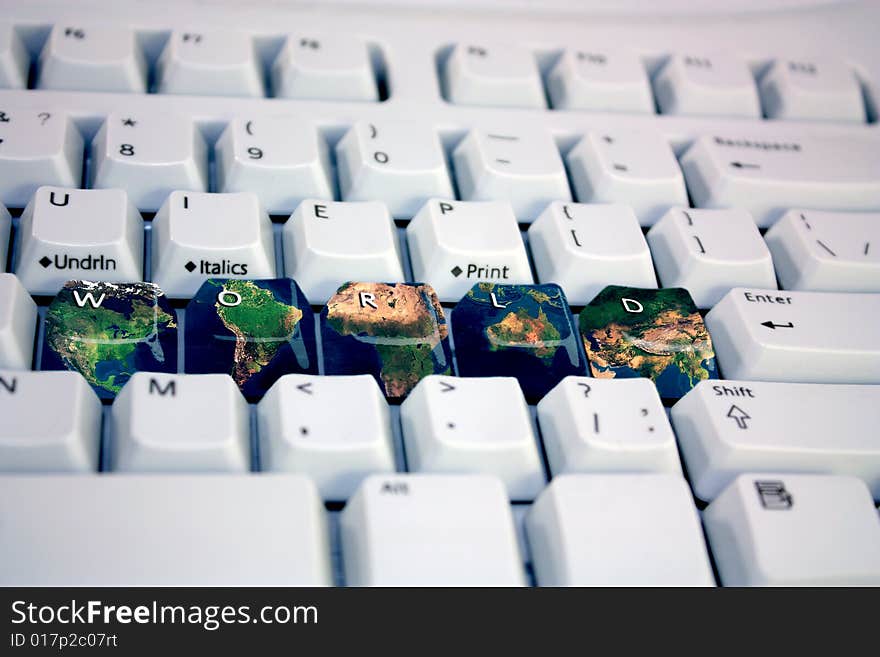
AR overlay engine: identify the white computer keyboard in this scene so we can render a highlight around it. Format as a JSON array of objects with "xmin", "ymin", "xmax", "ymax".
[{"xmin": 0, "ymin": 0, "xmax": 879, "ymax": 587}]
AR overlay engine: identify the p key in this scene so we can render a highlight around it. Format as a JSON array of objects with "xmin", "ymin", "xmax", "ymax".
[{"xmin": 705, "ymin": 288, "xmax": 880, "ymax": 384}]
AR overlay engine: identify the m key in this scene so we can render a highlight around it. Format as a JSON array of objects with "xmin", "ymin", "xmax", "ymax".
[{"xmin": 705, "ymin": 288, "xmax": 880, "ymax": 384}]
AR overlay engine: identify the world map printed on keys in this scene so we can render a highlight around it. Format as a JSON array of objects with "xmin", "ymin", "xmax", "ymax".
[
  {"xmin": 184, "ymin": 278, "xmax": 318, "ymax": 400},
  {"xmin": 451, "ymin": 283, "xmax": 587, "ymax": 402},
  {"xmin": 321, "ymin": 282, "xmax": 453, "ymax": 399},
  {"xmin": 41, "ymin": 280, "xmax": 178, "ymax": 399},
  {"xmin": 579, "ymin": 285, "xmax": 718, "ymax": 399}
]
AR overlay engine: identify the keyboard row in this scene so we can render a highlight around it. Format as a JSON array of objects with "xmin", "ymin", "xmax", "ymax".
[
  {"xmin": 0, "ymin": 23, "xmax": 872, "ymax": 123},
  {"xmin": 3, "ymin": 189, "xmax": 880, "ymax": 305},
  {"xmin": 1, "ymin": 470, "xmax": 879, "ymax": 586},
  {"xmin": 2, "ymin": 369, "xmax": 880, "ymax": 505},
  {"xmin": 2, "ymin": 111, "xmax": 880, "ymax": 223},
  {"xmin": 2, "ymin": 277, "xmax": 879, "ymax": 404}
]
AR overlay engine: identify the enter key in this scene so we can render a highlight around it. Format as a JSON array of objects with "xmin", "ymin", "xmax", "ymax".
[{"xmin": 704, "ymin": 287, "xmax": 880, "ymax": 383}]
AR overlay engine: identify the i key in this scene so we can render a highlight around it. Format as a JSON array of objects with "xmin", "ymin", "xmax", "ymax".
[
  {"xmin": 37, "ymin": 24, "xmax": 147, "ymax": 93},
  {"xmin": 704, "ymin": 474, "xmax": 880, "ymax": 585},
  {"xmin": 156, "ymin": 30, "xmax": 263, "ymax": 97},
  {"xmin": 90, "ymin": 113, "xmax": 208, "ymax": 211},
  {"xmin": 672, "ymin": 379, "xmax": 880, "ymax": 501},
  {"xmin": 152, "ymin": 191, "xmax": 276, "ymax": 298},
  {"xmin": 111, "ymin": 372, "xmax": 250, "ymax": 472},
  {"xmin": 341, "ymin": 474, "xmax": 525, "ymax": 586},
  {"xmin": 451, "ymin": 283, "xmax": 586, "ymax": 402},
  {"xmin": 321, "ymin": 282, "xmax": 453, "ymax": 399},
  {"xmin": 16, "ymin": 187, "xmax": 144, "ymax": 296},
  {"xmin": 0, "ymin": 110, "xmax": 84, "ymax": 208},
  {"xmin": 566, "ymin": 130, "xmax": 688, "ymax": 226},
  {"xmin": 452, "ymin": 128, "xmax": 571, "ymax": 221},
  {"xmin": 184, "ymin": 278, "xmax": 318, "ymax": 399},
  {"xmin": 526, "ymin": 474, "xmax": 715, "ymax": 586},
  {"xmin": 215, "ymin": 118, "xmax": 333, "ymax": 214},
  {"xmin": 336, "ymin": 121, "xmax": 454, "ymax": 218},
  {"xmin": 258, "ymin": 373, "xmax": 396, "ymax": 501},
  {"xmin": 764, "ymin": 209, "xmax": 880, "ymax": 292},
  {"xmin": 407, "ymin": 200, "xmax": 533, "ymax": 303},
  {"xmin": 401, "ymin": 375, "xmax": 545, "ymax": 500},
  {"xmin": 528, "ymin": 202, "xmax": 657, "ymax": 306},
  {"xmin": 41, "ymin": 280, "xmax": 178, "ymax": 400},
  {"xmin": 0, "ymin": 274, "xmax": 37, "ymax": 369},
  {"xmin": 0, "ymin": 370, "xmax": 101, "ymax": 472},
  {"xmin": 537, "ymin": 377, "xmax": 682, "ymax": 477},
  {"xmin": 705, "ymin": 287, "xmax": 880, "ymax": 384}
]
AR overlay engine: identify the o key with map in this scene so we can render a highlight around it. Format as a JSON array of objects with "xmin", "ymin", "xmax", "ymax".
[
  {"xmin": 41, "ymin": 280, "xmax": 178, "ymax": 400},
  {"xmin": 184, "ymin": 278, "xmax": 318, "ymax": 399},
  {"xmin": 320, "ymin": 282, "xmax": 453, "ymax": 399},
  {"xmin": 579, "ymin": 285, "xmax": 718, "ymax": 399},
  {"xmin": 451, "ymin": 283, "xmax": 587, "ymax": 401}
]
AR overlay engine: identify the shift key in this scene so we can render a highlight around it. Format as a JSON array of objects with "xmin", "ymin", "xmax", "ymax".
[{"xmin": 704, "ymin": 288, "xmax": 880, "ymax": 384}]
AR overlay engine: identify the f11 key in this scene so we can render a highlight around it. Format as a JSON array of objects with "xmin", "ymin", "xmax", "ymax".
[{"xmin": 705, "ymin": 288, "xmax": 880, "ymax": 384}]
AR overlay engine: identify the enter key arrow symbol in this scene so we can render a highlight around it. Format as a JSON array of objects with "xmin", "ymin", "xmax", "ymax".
[
  {"xmin": 726, "ymin": 405, "xmax": 751, "ymax": 430},
  {"xmin": 761, "ymin": 320, "xmax": 794, "ymax": 330}
]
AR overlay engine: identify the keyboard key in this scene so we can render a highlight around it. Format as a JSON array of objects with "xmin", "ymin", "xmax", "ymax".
[
  {"xmin": 680, "ymin": 134, "xmax": 880, "ymax": 228},
  {"xmin": 0, "ymin": 370, "xmax": 101, "ymax": 472},
  {"xmin": 42, "ymin": 280, "xmax": 178, "ymax": 399},
  {"xmin": 580, "ymin": 285, "xmax": 718, "ymax": 399},
  {"xmin": 546, "ymin": 48, "xmax": 653, "ymax": 113},
  {"xmin": 0, "ymin": 474, "xmax": 331, "ymax": 585},
  {"xmin": 257, "ymin": 373, "xmax": 395, "ymax": 500},
  {"xmin": 537, "ymin": 377, "xmax": 682, "ymax": 476},
  {"xmin": 184, "ymin": 278, "xmax": 318, "ymax": 399},
  {"xmin": 0, "ymin": 202, "xmax": 9, "ymax": 269},
  {"xmin": 283, "ymin": 200, "xmax": 404, "ymax": 304},
  {"xmin": 321, "ymin": 282, "xmax": 453, "ymax": 399},
  {"xmin": 759, "ymin": 58, "xmax": 865, "ymax": 123},
  {"xmin": 443, "ymin": 42, "xmax": 543, "ymax": 108},
  {"xmin": 156, "ymin": 30, "xmax": 263, "ymax": 97},
  {"xmin": 528, "ymin": 202, "xmax": 657, "ymax": 306},
  {"xmin": 340, "ymin": 474, "xmax": 524, "ymax": 586},
  {"xmin": 0, "ymin": 110, "xmax": 84, "ymax": 207},
  {"xmin": 111, "ymin": 372, "xmax": 250, "ymax": 472},
  {"xmin": 0, "ymin": 274, "xmax": 37, "ymax": 369},
  {"xmin": 671, "ymin": 379, "xmax": 880, "ymax": 501},
  {"xmin": 526, "ymin": 474, "xmax": 714, "ymax": 586},
  {"xmin": 16, "ymin": 187, "xmax": 143, "ymax": 295},
  {"xmin": 90, "ymin": 113, "xmax": 208, "ymax": 211},
  {"xmin": 566, "ymin": 130, "xmax": 688, "ymax": 226},
  {"xmin": 406, "ymin": 200, "xmax": 533, "ymax": 302},
  {"xmin": 336, "ymin": 121, "xmax": 453, "ymax": 218},
  {"xmin": 0, "ymin": 24, "xmax": 28, "ymax": 89},
  {"xmin": 705, "ymin": 288, "xmax": 880, "ymax": 384},
  {"xmin": 653, "ymin": 53, "xmax": 761, "ymax": 118},
  {"xmin": 452, "ymin": 129, "xmax": 570, "ymax": 221},
  {"xmin": 272, "ymin": 34, "xmax": 377, "ymax": 101},
  {"xmin": 152, "ymin": 191, "xmax": 275, "ymax": 298},
  {"xmin": 703, "ymin": 474, "xmax": 880, "ymax": 585},
  {"xmin": 37, "ymin": 24, "xmax": 146, "ymax": 93},
  {"xmin": 451, "ymin": 283, "xmax": 586, "ymax": 401},
  {"xmin": 400, "ymin": 375, "xmax": 544, "ymax": 499},
  {"xmin": 764, "ymin": 209, "xmax": 880, "ymax": 292},
  {"xmin": 647, "ymin": 208, "xmax": 777, "ymax": 308},
  {"xmin": 215, "ymin": 118, "xmax": 333, "ymax": 214}
]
